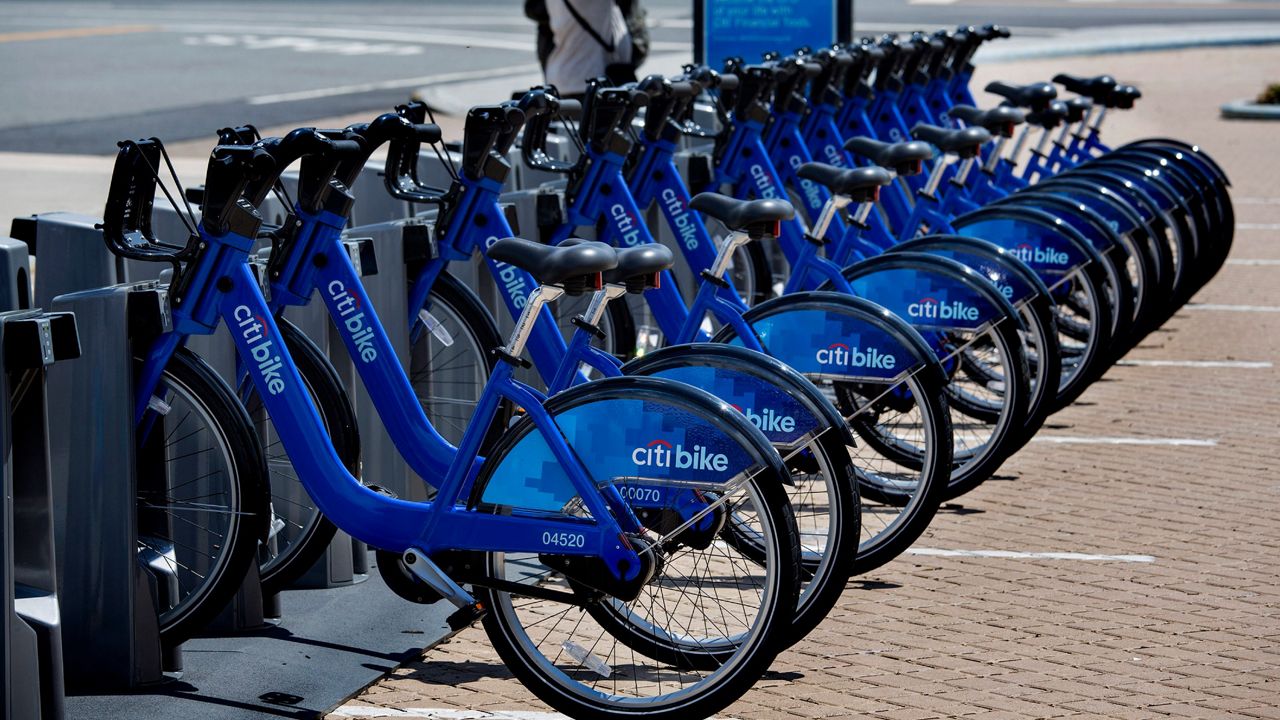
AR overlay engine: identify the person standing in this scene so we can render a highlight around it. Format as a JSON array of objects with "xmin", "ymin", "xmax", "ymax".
[{"xmin": 526, "ymin": 0, "xmax": 648, "ymax": 99}]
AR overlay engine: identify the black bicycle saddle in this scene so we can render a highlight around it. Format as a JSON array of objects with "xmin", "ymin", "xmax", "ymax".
[
  {"xmin": 486, "ymin": 237, "xmax": 616, "ymax": 288},
  {"xmin": 689, "ymin": 193, "xmax": 796, "ymax": 236}
]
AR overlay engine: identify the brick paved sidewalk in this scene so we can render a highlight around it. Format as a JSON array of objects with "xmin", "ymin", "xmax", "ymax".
[{"xmin": 330, "ymin": 45, "xmax": 1280, "ymax": 719}]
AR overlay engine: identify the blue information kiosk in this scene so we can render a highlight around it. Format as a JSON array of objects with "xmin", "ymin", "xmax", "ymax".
[{"xmin": 694, "ymin": 0, "xmax": 853, "ymax": 67}]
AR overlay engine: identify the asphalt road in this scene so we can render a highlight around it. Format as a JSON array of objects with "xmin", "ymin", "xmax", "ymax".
[{"xmin": 1, "ymin": 0, "xmax": 1278, "ymax": 153}]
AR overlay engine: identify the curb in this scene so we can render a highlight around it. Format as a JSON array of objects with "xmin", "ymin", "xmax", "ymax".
[{"xmin": 1221, "ymin": 100, "xmax": 1280, "ymax": 120}]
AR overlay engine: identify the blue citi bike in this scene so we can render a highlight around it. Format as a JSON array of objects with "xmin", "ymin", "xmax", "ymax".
[
  {"xmin": 106, "ymin": 130, "xmax": 806, "ymax": 720},
  {"xmin": 210, "ymin": 109, "xmax": 864, "ymax": 645},
  {"xmin": 382, "ymin": 91, "xmax": 955, "ymax": 577}
]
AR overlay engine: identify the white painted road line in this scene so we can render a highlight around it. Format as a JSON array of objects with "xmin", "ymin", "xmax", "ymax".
[
  {"xmin": 1117, "ymin": 359, "xmax": 1273, "ymax": 369},
  {"xmin": 1029, "ymin": 436, "xmax": 1218, "ymax": 447},
  {"xmin": 1185, "ymin": 303, "xmax": 1280, "ymax": 313},
  {"xmin": 1226, "ymin": 259, "xmax": 1280, "ymax": 266},
  {"xmin": 1237, "ymin": 223, "xmax": 1280, "ymax": 230},
  {"xmin": 908, "ymin": 548, "xmax": 1155, "ymax": 563}
]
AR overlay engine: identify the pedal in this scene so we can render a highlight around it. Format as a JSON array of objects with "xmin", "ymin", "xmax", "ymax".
[{"xmin": 446, "ymin": 601, "xmax": 487, "ymax": 631}]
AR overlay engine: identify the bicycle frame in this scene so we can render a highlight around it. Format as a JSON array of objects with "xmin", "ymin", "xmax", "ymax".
[
  {"xmin": 132, "ymin": 215, "xmax": 644, "ymax": 571},
  {"xmin": 549, "ymin": 143, "xmax": 766, "ymax": 350},
  {"xmin": 257, "ymin": 178, "xmax": 752, "ymax": 548}
]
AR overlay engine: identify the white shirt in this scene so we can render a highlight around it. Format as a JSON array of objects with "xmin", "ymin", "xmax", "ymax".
[{"xmin": 544, "ymin": 0, "xmax": 632, "ymax": 95}]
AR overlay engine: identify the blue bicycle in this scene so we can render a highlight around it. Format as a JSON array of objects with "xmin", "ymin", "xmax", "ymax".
[
  {"xmin": 382, "ymin": 91, "xmax": 955, "ymax": 577},
  {"xmin": 104, "ymin": 131, "xmax": 805, "ymax": 719},
  {"xmin": 209, "ymin": 110, "xmax": 863, "ymax": 646}
]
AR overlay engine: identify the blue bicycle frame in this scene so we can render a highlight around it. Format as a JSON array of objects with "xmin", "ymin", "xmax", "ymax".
[
  {"xmin": 132, "ymin": 206, "xmax": 646, "ymax": 573},
  {"xmin": 550, "ymin": 143, "xmax": 766, "ymax": 350}
]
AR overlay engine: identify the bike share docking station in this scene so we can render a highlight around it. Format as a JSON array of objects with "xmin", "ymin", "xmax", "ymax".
[
  {"xmin": 0, "ymin": 227, "xmax": 79, "ymax": 720},
  {"xmin": 9, "ymin": 208, "xmax": 455, "ymax": 719}
]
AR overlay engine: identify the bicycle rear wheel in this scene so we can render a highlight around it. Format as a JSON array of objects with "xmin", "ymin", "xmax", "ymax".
[{"xmin": 135, "ymin": 347, "xmax": 268, "ymax": 645}]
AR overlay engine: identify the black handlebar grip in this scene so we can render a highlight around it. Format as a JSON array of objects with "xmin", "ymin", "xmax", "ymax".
[
  {"xmin": 717, "ymin": 73, "xmax": 739, "ymax": 91},
  {"xmin": 669, "ymin": 81, "xmax": 696, "ymax": 99},
  {"xmin": 558, "ymin": 98, "xmax": 583, "ymax": 120},
  {"xmin": 327, "ymin": 138, "xmax": 365, "ymax": 157},
  {"xmin": 413, "ymin": 123, "xmax": 442, "ymax": 144}
]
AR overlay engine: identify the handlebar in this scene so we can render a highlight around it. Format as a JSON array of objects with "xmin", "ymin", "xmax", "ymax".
[
  {"xmin": 517, "ymin": 86, "xmax": 578, "ymax": 175},
  {"xmin": 101, "ymin": 138, "xmax": 274, "ymax": 269},
  {"xmin": 454, "ymin": 101, "xmax": 526, "ymax": 182},
  {"xmin": 637, "ymin": 74, "xmax": 699, "ymax": 141},
  {"xmin": 381, "ymin": 102, "xmax": 453, "ymax": 203},
  {"xmin": 580, "ymin": 80, "xmax": 649, "ymax": 155},
  {"xmin": 241, "ymin": 127, "xmax": 362, "ymax": 208}
]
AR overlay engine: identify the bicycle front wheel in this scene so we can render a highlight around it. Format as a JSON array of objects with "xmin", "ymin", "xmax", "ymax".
[
  {"xmin": 473, "ymin": 377, "xmax": 800, "ymax": 720},
  {"xmin": 135, "ymin": 347, "xmax": 268, "ymax": 645}
]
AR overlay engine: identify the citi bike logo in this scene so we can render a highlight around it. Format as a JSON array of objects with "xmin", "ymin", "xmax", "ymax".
[
  {"xmin": 484, "ymin": 235, "xmax": 528, "ymax": 308},
  {"xmin": 788, "ymin": 155, "xmax": 825, "ymax": 210},
  {"xmin": 1009, "ymin": 243, "xmax": 1069, "ymax": 266},
  {"xmin": 659, "ymin": 188, "xmax": 700, "ymax": 252},
  {"xmin": 749, "ymin": 164, "xmax": 781, "ymax": 200},
  {"xmin": 907, "ymin": 297, "xmax": 980, "ymax": 322},
  {"xmin": 327, "ymin": 281, "xmax": 378, "ymax": 363},
  {"xmin": 610, "ymin": 204, "xmax": 643, "ymax": 247},
  {"xmin": 823, "ymin": 143, "xmax": 846, "ymax": 167},
  {"xmin": 815, "ymin": 342, "xmax": 897, "ymax": 371},
  {"xmin": 233, "ymin": 306, "xmax": 286, "ymax": 395},
  {"xmin": 632, "ymin": 439, "xmax": 729, "ymax": 472},
  {"xmin": 730, "ymin": 404, "xmax": 796, "ymax": 433}
]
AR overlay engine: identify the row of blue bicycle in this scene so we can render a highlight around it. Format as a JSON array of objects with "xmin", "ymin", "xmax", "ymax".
[{"xmin": 105, "ymin": 24, "xmax": 1231, "ymax": 719}]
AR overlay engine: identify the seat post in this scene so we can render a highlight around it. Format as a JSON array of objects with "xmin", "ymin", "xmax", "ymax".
[
  {"xmin": 1005, "ymin": 123, "xmax": 1033, "ymax": 167},
  {"xmin": 1071, "ymin": 106, "xmax": 1097, "ymax": 146},
  {"xmin": 950, "ymin": 156, "xmax": 978, "ymax": 187},
  {"xmin": 1090, "ymin": 105, "xmax": 1108, "ymax": 134},
  {"xmin": 920, "ymin": 157, "xmax": 949, "ymax": 198},
  {"xmin": 709, "ymin": 232, "xmax": 753, "ymax": 279},
  {"xmin": 983, "ymin": 136, "xmax": 1007, "ymax": 172},
  {"xmin": 851, "ymin": 198, "xmax": 875, "ymax": 226},
  {"xmin": 504, "ymin": 284, "xmax": 566, "ymax": 360},
  {"xmin": 1032, "ymin": 125, "xmax": 1053, "ymax": 157},
  {"xmin": 1053, "ymin": 116, "xmax": 1074, "ymax": 148},
  {"xmin": 811, "ymin": 195, "xmax": 852, "ymax": 241},
  {"xmin": 583, "ymin": 284, "xmax": 628, "ymax": 326}
]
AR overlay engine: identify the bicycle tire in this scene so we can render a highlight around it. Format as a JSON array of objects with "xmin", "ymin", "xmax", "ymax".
[
  {"xmin": 474, "ymin": 377, "xmax": 800, "ymax": 719},
  {"xmin": 622, "ymin": 343, "xmax": 860, "ymax": 643},
  {"xmin": 710, "ymin": 291, "xmax": 953, "ymax": 575},
  {"xmin": 137, "ymin": 347, "xmax": 268, "ymax": 645},
  {"xmin": 408, "ymin": 271, "xmax": 508, "ymax": 450}
]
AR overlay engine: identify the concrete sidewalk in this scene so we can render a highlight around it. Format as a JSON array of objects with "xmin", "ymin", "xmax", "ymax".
[{"xmin": 326, "ymin": 44, "xmax": 1280, "ymax": 720}]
